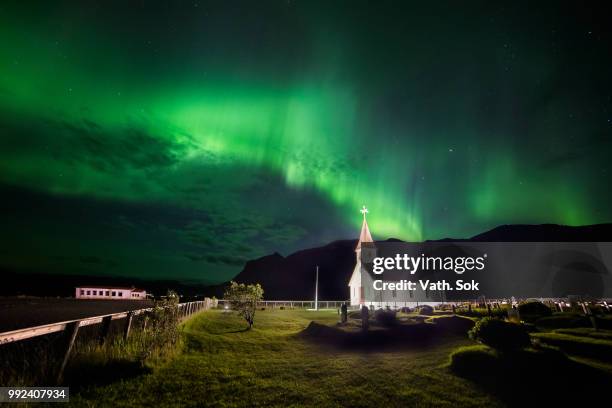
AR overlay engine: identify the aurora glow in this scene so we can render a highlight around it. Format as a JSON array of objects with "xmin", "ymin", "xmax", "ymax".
[{"xmin": 1, "ymin": 1, "xmax": 611, "ymax": 283}]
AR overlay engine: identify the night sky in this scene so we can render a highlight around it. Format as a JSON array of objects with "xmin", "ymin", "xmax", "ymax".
[{"xmin": 1, "ymin": 1, "xmax": 611, "ymax": 283}]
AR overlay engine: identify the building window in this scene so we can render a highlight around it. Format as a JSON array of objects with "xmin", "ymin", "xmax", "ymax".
[
  {"xmin": 93, "ymin": 290, "xmax": 97, "ymax": 295},
  {"xmin": 87, "ymin": 290, "xmax": 91, "ymax": 295},
  {"xmin": 106, "ymin": 291, "xmax": 110, "ymax": 296},
  {"xmin": 80, "ymin": 290, "xmax": 84, "ymax": 295},
  {"xmin": 112, "ymin": 291, "xmax": 116, "ymax": 296},
  {"xmin": 118, "ymin": 292, "xmax": 123, "ymax": 297}
]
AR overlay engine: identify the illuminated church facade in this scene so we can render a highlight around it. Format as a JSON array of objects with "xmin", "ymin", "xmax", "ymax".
[{"xmin": 347, "ymin": 206, "xmax": 444, "ymax": 308}]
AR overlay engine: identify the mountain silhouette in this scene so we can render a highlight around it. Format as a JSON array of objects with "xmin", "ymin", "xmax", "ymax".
[{"xmin": 233, "ymin": 224, "xmax": 612, "ymax": 300}]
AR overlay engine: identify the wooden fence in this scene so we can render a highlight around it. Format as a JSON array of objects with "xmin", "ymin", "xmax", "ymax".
[{"xmin": 0, "ymin": 298, "xmax": 217, "ymax": 383}]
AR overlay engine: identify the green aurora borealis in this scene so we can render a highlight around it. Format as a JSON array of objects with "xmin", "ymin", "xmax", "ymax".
[{"xmin": 1, "ymin": 1, "xmax": 611, "ymax": 283}]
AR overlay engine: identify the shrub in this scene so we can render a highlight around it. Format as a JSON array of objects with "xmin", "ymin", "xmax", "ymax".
[
  {"xmin": 223, "ymin": 281, "xmax": 264, "ymax": 329},
  {"xmin": 518, "ymin": 301, "xmax": 552, "ymax": 322},
  {"xmin": 468, "ymin": 317, "xmax": 530, "ymax": 351},
  {"xmin": 419, "ymin": 305, "xmax": 434, "ymax": 315},
  {"xmin": 374, "ymin": 309, "xmax": 397, "ymax": 327}
]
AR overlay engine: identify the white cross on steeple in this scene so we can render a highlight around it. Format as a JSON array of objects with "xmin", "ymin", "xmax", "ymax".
[{"xmin": 360, "ymin": 205, "xmax": 368, "ymax": 219}]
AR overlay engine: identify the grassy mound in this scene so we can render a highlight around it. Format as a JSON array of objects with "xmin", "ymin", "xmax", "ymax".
[
  {"xmin": 532, "ymin": 332, "xmax": 612, "ymax": 362},
  {"xmin": 449, "ymin": 344, "xmax": 612, "ymax": 405},
  {"xmin": 554, "ymin": 328, "xmax": 612, "ymax": 341},
  {"xmin": 449, "ymin": 345, "xmax": 498, "ymax": 375},
  {"xmin": 427, "ymin": 315, "xmax": 475, "ymax": 335},
  {"xmin": 535, "ymin": 312, "xmax": 591, "ymax": 329}
]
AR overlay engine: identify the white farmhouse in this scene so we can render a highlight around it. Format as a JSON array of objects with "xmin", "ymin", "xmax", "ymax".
[
  {"xmin": 75, "ymin": 286, "xmax": 146, "ymax": 300},
  {"xmin": 347, "ymin": 206, "xmax": 443, "ymax": 309}
]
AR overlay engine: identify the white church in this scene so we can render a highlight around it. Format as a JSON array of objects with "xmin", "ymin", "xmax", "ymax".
[{"xmin": 348, "ymin": 206, "xmax": 444, "ymax": 309}]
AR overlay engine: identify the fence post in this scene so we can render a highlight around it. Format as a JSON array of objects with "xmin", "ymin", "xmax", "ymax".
[
  {"xmin": 123, "ymin": 312, "xmax": 134, "ymax": 341},
  {"xmin": 98, "ymin": 316, "xmax": 112, "ymax": 345},
  {"xmin": 56, "ymin": 321, "xmax": 80, "ymax": 384},
  {"xmin": 584, "ymin": 304, "xmax": 598, "ymax": 330}
]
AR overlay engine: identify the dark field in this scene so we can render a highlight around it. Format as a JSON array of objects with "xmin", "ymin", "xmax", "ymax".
[{"xmin": 0, "ymin": 298, "xmax": 154, "ymax": 332}]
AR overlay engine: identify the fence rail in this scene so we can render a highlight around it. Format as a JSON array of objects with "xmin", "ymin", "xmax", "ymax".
[
  {"xmin": 0, "ymin": 298, "xmax": 217, "ymax": 384},
  {"xmin": 0, "ymin": 299, "xmax": 216, "ymax": 346}
]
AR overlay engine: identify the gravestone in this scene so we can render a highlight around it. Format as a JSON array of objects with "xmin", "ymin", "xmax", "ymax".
[
  {"xmin": 361, "ymin": 305, "xmax": 369, "ymax": 331},
  {"xmin": 507, "ymin": 307, "xmax": 520, "ymax": 323}
]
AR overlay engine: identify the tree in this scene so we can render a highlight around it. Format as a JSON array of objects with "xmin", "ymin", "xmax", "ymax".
[{"xmin": 224, "ymin": 281, "xmax": 264, "ymax": 329}]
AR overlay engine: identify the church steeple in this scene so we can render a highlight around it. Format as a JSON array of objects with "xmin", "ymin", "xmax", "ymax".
[{"xmin": 356, "ymin": 205, "xmax": 373, "ymax": 250}]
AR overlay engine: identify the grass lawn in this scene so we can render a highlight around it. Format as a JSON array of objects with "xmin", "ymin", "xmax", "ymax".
[{"xmin": 69, "ymin": 309, "xmax": 500, "ymax": 407}]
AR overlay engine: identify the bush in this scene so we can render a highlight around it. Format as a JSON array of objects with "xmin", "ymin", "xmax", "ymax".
[
  {"xmin": 468, "ymin": 317, "xmax": 530, "ymax": 351},
  {"xmin": 418, "ymin": 305, "xmax": 434, "ymax": 315},
  {"xmin": 374, "ymin": 309, "xmax": 397, "ymax": 326},
  {"xmin": 518, "ymin": 301, "xmax": 552, "ymax": 322},
  {"xmin": 223, "ymin": 281, "xmax": 264, "ymax": 329}
]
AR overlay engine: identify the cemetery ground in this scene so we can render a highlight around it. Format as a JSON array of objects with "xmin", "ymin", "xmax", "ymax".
[{"xmin": 64, "ymin": 308, "xmax": 612, "ymax": 407}]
